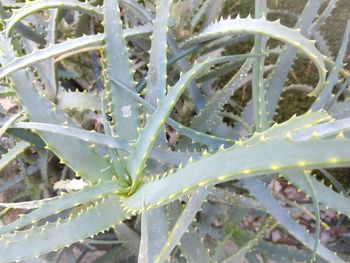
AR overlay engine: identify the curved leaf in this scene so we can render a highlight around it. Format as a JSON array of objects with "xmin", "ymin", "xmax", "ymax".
[
  {"xmin": 183, "ymin": 16, "xmax": 326, "ymax": 96},
  {"xmin": 5, "ymin": 0, "xmax": 103, "ymax": 35},
  {"xmin": 0, "ymin": 140, "xmax": 30, "ymax": 171},
  {"xmin": 0, "ymin": 196, "xmax": 127, "ymax": 262},
  {"xmin": 103, "ymin": 0, "xmax": 140, "ymax": 146},
  {"xmin": 126, "ymin": 54, "xmax": 258, "ymax": 192},
  {"xmin": 0, "ymin": 35, "xmax": 113, "ymax": 182},
  {"xmin": 0, "ymin": 179, "xmax": 120, "ymax": 236},
  {"xmin": 124, "ymin": 116, "xmax": 350, "ymax": 211},
  {"xmin": 0, "ymin": 25, "xmax": 152, "ymax": 79}
]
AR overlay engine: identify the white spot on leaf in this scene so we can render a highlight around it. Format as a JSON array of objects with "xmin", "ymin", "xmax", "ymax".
[{"xmin": 121, "ymin": 105, "xmax": 132, "ymax": 118}]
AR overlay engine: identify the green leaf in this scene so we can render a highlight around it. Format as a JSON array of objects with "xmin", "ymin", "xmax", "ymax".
[
  {"xmin": 180, "ymin": 229, "xmax": 212, "ymax": 263},
  {"xmin": 0, "ymin": 35, "xmax": 113, "ymax": 183},
  {"xmin": 154, "ymin": 188, "xmax": 211, "ymax": 263},
  {"xmin": 0, "ymin": 140, "xmax": 29, "ymax": 171},
  {"xmin": 220, "ymin": 216, "xmax": 273, "ymax": 263},
  {"xmin": 252, "ymin": 0, "xmax": 268, "ymax": 131},
  {"xmin": 264, "ymin": 0, "xmax": 322, "ymax": 123},
  {"xmin": 126, "ymin": 54, "xmax": 257, "ymax": 193},
  {"xmin": 5, "ymin": 0, "xmax": 103, "ymax": 36},
  {"xmin": 139, "ymin": 207, "xmax": 169, "ymax": 263},
  {"xmin": 0, "ymin": 178, "xmax": 120, "ymax": 236},
  {"xmin": 0, "ymin": 196, "xmax": 127, "ymax": 262},
  {"xmin": 282, "ymin": 171, "xmax": 350, "ymax": 220},
  {"xmin": 138, "ymin": 3, "xmax": 173, "ymax": 256},
  {"xmin": 110, "ymin": 76, "xmax": 233, "ymax": 147},
  {"xmin": 8, "ymin": 121, "xmax": 200, "ymax": 165},
  {"xmin": 183, "ymin": 16, "xmax": 326, "ymax": 97},
  {"xmin": 145, "ymin": 0, "xmax": 172, "ymax": 104},
  {"xmin": 114, "ymin": 223, "xmax": 140, "ymax": 256},
  {"xmin": 57, "ymin": 91, "xmax": 101, "ymax": 111},
  {"xmin": 0, "ymin": 25, "xmax": 152, "ymax": 79},
  {"xmin": 181, "ymin": 58, "xmax": 254, "ymax": 146},
  {"xmin": 243, "ymin": 178, "xmax": 343, "ymax": 263},
  {"xmin": 311, "ymin": 21, "xmax": 350, "ymax": 111},
  {"xmin": 103, "ymin": 0, "xmax": 140, "ymax": 146},
  {"xmin": 123, "ymin": 114, "xmax": 350, "ymax": 211}
]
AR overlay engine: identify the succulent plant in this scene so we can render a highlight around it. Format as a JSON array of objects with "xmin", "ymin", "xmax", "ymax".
[{"xmin": 0, "ymin": 0, "xmax": 349, "ymax": 262}]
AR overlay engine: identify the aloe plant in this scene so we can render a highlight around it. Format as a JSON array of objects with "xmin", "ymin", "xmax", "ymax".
[{"xmin": 0, "ymin": 0, "xmax": 349, "ymax": 262}]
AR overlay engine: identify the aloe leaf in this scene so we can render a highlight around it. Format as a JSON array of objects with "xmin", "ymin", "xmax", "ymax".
[
  {"xmin": 190, "ymin": 0, "xmax": 210, "ymax": 29},
  {"xmin": 126, "ymin": 54, "xmax": 257, "ymax": 192},
  {"xmin": 144, "ymin": 0, "xmax": 172, "ymax": 151},
  {"xmin": 42, "ymin": 9, "xmax": 58, "ymax": 100},
  {"xmin": 0, "ymin": 34, "xmax": 101, "ymax": 78},
  {"xmin": 115, "ymin": 0, "xmax": 206, "ymax": 111},
  {"xmin": 243, "ymin": 177, "xmax": 343, "ymax": 263},
  {"xmin": 100, "ymin": 98, "xmax": 130, "ymax": 187},
  {"xmin": 5, "ymin": 0, "xmax": 103, "ymax": 36},
  {"xmin": 22, "ymin": 7, "xmax": 58, "ymax": 100},
  {"xmin": 221, "ymin": 217, "xmax": 274, "ymax": 263},
  {"xmin": 329, "ymin": 76, "xmax": 350, "ymax": 108},
  {"xmin": 284, "ymin": 84, "xmax": 313, "ymax": 93},
  {"xmin": 21, "ymin": 39, "xmax": 56, "ymax": 101},
  {"xmin": 0, "ymin": 1, "xmax": 46, "ymax": 45},
  {"xmin": 252, "ymin": 0, "xmax": 268, "ymax": 132},
  {"xmin": 258, "ymin": 104, "xmax": 334, "ymax": 254},
  {"xmin": 291, "ymin": 117, "xmax": 350, "ymax": 141},
  {"xmin": 309, "ymin": 0, "xmax": 339, "ymax": 35},
  {"xmin": 167, "ymin": 36, "xmax": 206, "ymax": 111},
  {"xmin": 9, "ymin": 121, "xmax": 200, "ymax": 165},
  {"xmin": 0, "ymin": 197, "xmax": 59, "ymax": 209},
  {"xmin": 119, "ymin": 0, "xmax": 206, "ymax": 111},
  {"xmin": 180, "ymin": 229, "xmax": 212, "ymax": 263},
  {"xmin": 0, "ymin": 36, "xmax": 113, "ymax": 183},
  {"xmin": 139, "ymin": 1, "xmax": 173, "ymax": 261},
  {"xmin": 251, "ymin": 4, "xmax": 321, "ymax": 255},
  {"xmin": 6, "ymin": 128, "xmax": 45, "ymax": 147},
  {"xmin": 263, "ymin": 0, "xmax": 322, "ymax": 124},
  {"xmin": 0, "ymin": 178, "xmax": 121, "ymax": 236},
  {"xmin": 57, "ymin": 91, "xmax": 100, "ymax": 111},
  {"xmin": 298, "ymin": 171, "xmax": 321, "ymax": 261},
  {"xmin": 199, "ymin": 0, "xmax": 225, "ymax": 31},
  {"xmin": 0, "ymin": 112, "xmax": 21, "ymax": 137},
  {"xmin": 0, "ymin": 140, "xmax": 30, "ymax": 171},
  {"xmin": 154, "ymin": 188, "xmax": 211, "ymax": 263},
  {"xmin": 184, "ymin": 15, "xmax": 326, "ymax": 97},
  {"xmin": 103, "ymin": 0, "xmax": 141, "ymax": 146},
  {"xmin": 177, "ymin": 59, "xmax": 260, "ymax": 149},
  {"xmin": 146, "ymin": 0, "xmax": 172, "ymax": 104},
  {"xmin": 103, "ymin": 0, "xmax": 141, "ymax": 184},
  {"xmin": 139, "ymin": 207, "xmax": 169, "ymax": 263},
  {"xmin": 11, "ymin": 122, "xmax": 129, "ymax": 150},
  {"xmin": 124, "ymin": 118, "xmax": 350, "ymax": 211},
  {"xmin": 318, "ymin": 168, "xmax": 345, "ymax": 193},
  {"xmin": 119, "ymin": 1, "xmax": 149, "ymax": 21},
  {"xmin": 313, "ymin": 31, "xmax": 333, "ymax": 58},
  {"xmin": 311, "ymin": 21, "xmax": 350, "ymax": 111},
  {"xmin": 110, "ymin": 76, "xmax": 233, "ymax": 147},
  {"xmin": 114, "ymin": 223, "xmax": 140, "ymax": 256},
  {"xmin": 282, "ymin": 171, "xmax": 350, "ymax": 219},
  {"xmin": 0, "ymin": 25, "xmax": 152, "ymax": 79},
  {"xmin": 196, "ymin": 60, "xmax": 242, "ymax": 83},
  {"xmin": 0, "ymin": 196, "xmax": 128, "ymax": 262}
]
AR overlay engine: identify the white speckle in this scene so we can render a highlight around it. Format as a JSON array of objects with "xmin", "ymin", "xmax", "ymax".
[
  {"xmin": 53, "ymin": 179, "xmax": 87, "ymax": 191},
  {"xmin": 121, "ymin": 105, "xmax": 132, "ymax": 118}
]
